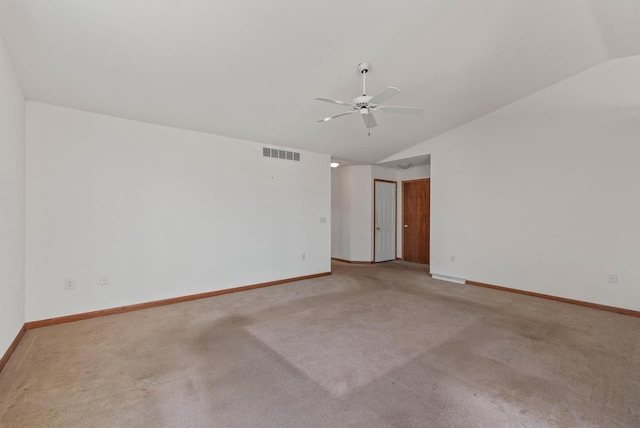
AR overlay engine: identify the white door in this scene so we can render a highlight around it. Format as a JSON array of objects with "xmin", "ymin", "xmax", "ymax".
[{"xmin": 374, "ymin": 180, "xmax": 396, "ymax": 262}]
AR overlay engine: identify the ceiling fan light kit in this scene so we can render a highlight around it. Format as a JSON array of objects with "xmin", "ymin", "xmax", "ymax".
[{"xmin": 315, "ymin": 62, "xmax": 423, "ymax": 135}]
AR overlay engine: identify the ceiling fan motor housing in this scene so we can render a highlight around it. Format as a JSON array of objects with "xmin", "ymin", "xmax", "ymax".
[{"xmin": 354, "ymin": 95, "xmax": 373, "ymax": 111}]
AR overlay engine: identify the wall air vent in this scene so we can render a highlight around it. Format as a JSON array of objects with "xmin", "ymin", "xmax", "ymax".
[{"xmin": 263, "ymin": 147, "xmax": 301, "ymax": 162}]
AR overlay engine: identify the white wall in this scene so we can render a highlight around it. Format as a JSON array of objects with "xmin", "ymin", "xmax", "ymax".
[
  {"xmin": 331, "ymin": 165, "xmax": 373, "ymax": 262},
  {"xmin": 384, "ymin": 56, "xmax": 640, "ymax": 311},
  {"xmin": 330, "ymin": 166, "xmax": 349, "ymax": 261},
  {"xmin": 398, "ymin": 165, "xmax": 431, "ymax": 183},
  {"xmin": 0, "ymin": 33, "xmax": 25, "ymax": 356},
  {"xmin": 371, "ymin": 165, "xmax": 397, "ymax": 182},
  {"xmin": 25, "ymin": 102, "xmax": 331, "ymax": 321}
]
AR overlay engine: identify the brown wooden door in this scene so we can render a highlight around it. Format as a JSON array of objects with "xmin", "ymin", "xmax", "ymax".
[{"xmin": 402, "ymin": 179, "xmax": 430, "ymax": 264}]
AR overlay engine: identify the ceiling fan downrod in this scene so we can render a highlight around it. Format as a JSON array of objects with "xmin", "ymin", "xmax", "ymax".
[
  {"xmin": 358, "ymin": 62, "xmax": 370, "ymax": 96},
  {"xmin": 359, "ymin": 62, "xmax": 371, "ymax": 135}
]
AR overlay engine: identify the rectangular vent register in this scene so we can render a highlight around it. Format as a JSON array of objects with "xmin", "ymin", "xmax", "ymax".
[{"xmin": 263, "ymin": 147, "xmax": 300, "ymax": 161}]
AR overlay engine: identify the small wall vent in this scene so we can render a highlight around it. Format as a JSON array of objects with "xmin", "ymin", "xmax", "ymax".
[{"xmin": 263, "ymin": 147, "xmax": 301, "ymax": 162}]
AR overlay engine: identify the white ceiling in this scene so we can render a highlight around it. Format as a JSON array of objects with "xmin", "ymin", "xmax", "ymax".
[
  {"xmin": 588, "ymin": 0, "xmax": 640, "ymax": 59},
  {"xmin": 0, "ymin": 0, "xmax": 634, "ymax": 163}
]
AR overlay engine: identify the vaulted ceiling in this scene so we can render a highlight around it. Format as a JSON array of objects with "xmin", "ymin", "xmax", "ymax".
[{"xmin": 0, "ymin": 0, "xmax": 636, "ymax": 163}]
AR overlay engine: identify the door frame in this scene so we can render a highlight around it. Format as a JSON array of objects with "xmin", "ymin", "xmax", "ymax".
[
  {"xmin": 401, "ymin": 178, "xmax": 430, "ymax": 264},
  {"xmin": 373, "ymin": 179, "xmax": 398, "ymax": 263}
]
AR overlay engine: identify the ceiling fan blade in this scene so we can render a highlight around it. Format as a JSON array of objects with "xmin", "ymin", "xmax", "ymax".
[
  {"xmin": 369, "ymin": 87, "xmax": 401, "ymax": 105},
  {"xmin": 315, "ymin": 97, "xmax": 354, "ymax": 107},
  {"xmin": 317, "ymin": 110, "xmax": 355, "ymax": 122},
  {"xmin": 361, "ymin": 112, "xmax": 377, "ymax": 129},
  {"xmin": 378, "ymin": 106, "xmax": 423, "ymax": 114}
]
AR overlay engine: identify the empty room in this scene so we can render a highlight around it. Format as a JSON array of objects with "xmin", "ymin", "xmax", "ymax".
[{"xmin": 1, "ymin": 1, "xmax": 639, "ymax": 427}]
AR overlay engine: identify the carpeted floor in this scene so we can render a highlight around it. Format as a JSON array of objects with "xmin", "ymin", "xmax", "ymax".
[{"xmin": 1, "ymin": 261, "xmax": 639, "ymax": 427}]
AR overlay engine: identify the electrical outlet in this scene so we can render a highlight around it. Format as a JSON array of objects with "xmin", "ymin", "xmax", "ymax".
[
  {"xmin": 608, "ymin": 273, "xmax": 617, "ymax": 284},
  {"xmin": 65, "ymin": 279, "xmax": 75, "ymax": 290},
  {"xmin": 99, "ymin": 274, "xmax": 109, "ymax": 285}
]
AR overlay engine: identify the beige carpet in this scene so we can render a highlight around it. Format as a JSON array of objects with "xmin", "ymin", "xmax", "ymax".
[{"xmin": 1, "ymin": 261, "xmax": 639, "ymax": 427}]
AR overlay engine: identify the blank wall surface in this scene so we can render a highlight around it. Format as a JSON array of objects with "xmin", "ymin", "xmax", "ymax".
[
  {"xmin": 331, "ymin": 166, "xmax": 372, "ymax": 262},
  {"xmin": 25, "ymin": 102, "xmax": 331, "ymax": 321},
  {"xmin": 0, "ymin": 32, "xmax": 25, "ymax": 356}
]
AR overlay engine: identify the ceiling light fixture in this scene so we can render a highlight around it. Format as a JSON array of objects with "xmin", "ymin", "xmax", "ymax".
[
  {"xmin": 330, "ymin": 162, "xmax": 340, "ymax": 168},
  {"xmin": 398, "ymin": 163, "xmax": 413, "ymax": 169}
]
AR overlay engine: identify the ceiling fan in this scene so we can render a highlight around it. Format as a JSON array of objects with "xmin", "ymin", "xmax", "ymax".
[{"xmin": 315, "ymin": 62, "xmax": 423, "ymax": 135}]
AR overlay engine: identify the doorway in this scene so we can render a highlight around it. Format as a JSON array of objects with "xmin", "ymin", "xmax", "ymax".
[
  {"xmin": 374, "ymin": 179, "xmax": 397, "ymax": 262},
  {"xmin": 402, "ymin": 178, "xmax": 430, "ymax": 264}
]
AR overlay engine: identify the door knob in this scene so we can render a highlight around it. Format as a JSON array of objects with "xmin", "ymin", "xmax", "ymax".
[
  {"xmin": 404, "ymin": 224, "xmax": 409, "ymax": 228},
  {"xmin": 376, "ymin": 227, "xmax": 381, "ymax": 230}
]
